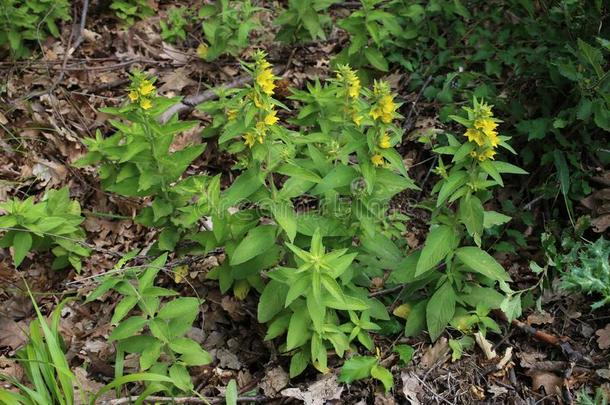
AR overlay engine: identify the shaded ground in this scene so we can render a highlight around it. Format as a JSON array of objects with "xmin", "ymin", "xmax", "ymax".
[{"xmin": 1, "ymin": 2, "xmax": 609, "ymax": 404}]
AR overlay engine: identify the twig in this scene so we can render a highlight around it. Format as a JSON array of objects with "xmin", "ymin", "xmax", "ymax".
[
  {"xmin": 68, "ymin": 0, "xmax": 89, "ymax": 55},
  {"xmin": 492, "ymin": 309, "xmax": 591, "ymax": 365},
  {"xmin": 403, "ymin": 74, "xmax": 433, "ymax": 133},
  {"xmin": 158, "ymin": 66, "xmax": 284, "ymax": 123},
  {"xmin": 103, "ymin": 395, "xmax": 266, "ymax": 404},
  {"xmin": 368, "ymin": 284, "xmax": 403, "ymax": 298}
]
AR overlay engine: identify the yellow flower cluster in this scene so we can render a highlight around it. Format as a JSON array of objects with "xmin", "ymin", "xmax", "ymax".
[
  {"xmin": 335, "ymin": 65, "xmax": 363, "ymax": 126},
  {"xmin": 255, "ymin": 53, "xmax": 276, "ymax": 96},
  {"xmin": 128, "ymin": 79, "xmax": 155, "ymax": 110},
  {"xmin": 243, "ymin": 109, "xmax": 279, "ymax": 148},
  {"xmin": 370, "ymin": 81, "xmax": 396, "ymax": 124},
  {"xmin": 370, "ymin": 133, "xmax": 392, "ymax": 166},
  {"xmin": 464, "ymin": 101, "xmax": 500, "ymax": 161},
  {"xmin": 336, "ymin": 65, "xmax": 361, "ymax": 99}
]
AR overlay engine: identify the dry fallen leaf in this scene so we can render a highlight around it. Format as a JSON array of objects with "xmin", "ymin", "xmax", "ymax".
[
  {"xmin": 527, "ymin": 370, "xmax": 563, "ymax": 395},
  {"xmin": 527, "ymin": 311, "xmax": 555, "ymax": 325},
  {"xmin": 596, "ymin": 324, "xmax": 610, "ymax": 349},
  {"xmin": 420, "ymin": 337, "xmax": 450, "ymax": 368},
  {"xmin": 0, "ymin": 316, "xmax": 28, "ymax": 349},
  {"xmin": 281, "ymin": 374, "xmax": 343, "ymax": 405},
  {"xmin": 260, "ymin": 366, "xmax": 289, "ymax": 397},
  {"xmin": 400, "ymin": 371, "xmax": 422, "ymax": 405},
  {"xmin": 475, "ymin": 331, "xmax": 497, "ymax": 360}
]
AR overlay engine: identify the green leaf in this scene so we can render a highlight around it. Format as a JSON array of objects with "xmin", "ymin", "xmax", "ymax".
[
  {"xmin": 271, "ymin": 203, "xmax": 297, "ymax": 242},
  {"xmin": 437, "ymin": 171, "xmax": 468, "ymax": 206},
  {"xmin": 479, "ymin": 160, "xmax": 503, "ymax": 186},
  {"xmin": 230, "ymin": 225, "xmax": 276, "ymax": 265},
  {"xmin": 111, "ymin": 296, "xmax": 139, "ymax": 324},
  {"xmin": 169, "ymin": 363, "xmax": 193, "ymax": 392},
  {"xmin": 404, "ymin": 300, "xmax": 427, "ymax": 337},
  {"xmin": 553, "ymin": 150, "xmax": 570, "ymax": 197},
  {"xmin": 500, "ymin": 293, "xmax": 522, "ymax": 322},
  {"xmin": 225, "ymin": 379, "xmax": 238, "ymax": 405},
  {"xmin": 157, "ymin": 297, "xmax": 200, "ymax": 320},
  {"xmin": 286, "ymin": 306, "xmax": 310, "ymax": 350},
  {"xmin": 483, "ymin": 211, "xmax": 512, "ymax": 228},
  {"xmin": 12, "ymin": 231, "xmax": 32, "ymax": 267},
  {"xmin": 258, "ymin": 280, "xmax": 289, "ymax": 323},
  {"xmin": 491, "ymin": 161, "xmax": 528, "ymax": 175},
  {"xmin": 455, "ymin": 247, "xmax": 511, "ymax": 281},
  {"xmin": 426, "ymin": 282, "xmax": 455, "ymax": 341},
  {"xmin": 339, "ymin": 356, "xmax": 376, "ymax": 383},
  {"xmin": 415, "ymin": 225, "xmax": 457, "ymax": 277},
  {"xmin": 394, "ymin": 344, "xmax": 415, "ymax": 365},
  {"xmin": 458, "ymin": 196, "xmax": 484, "ymax": 242},
  {"xmin": 109, "ymin": 316, "xmax": 148, "ymax": 341},
  {"xmin": 371, "ymin": 364, "xmax": 393, "ymax": 392},
  {"xmin": 289, "ymin": 350, "xmax": 309, "ymax": 378},
  {"xmin": 364, "ymin": 47, "xmax": 389, "ymax": 71}
]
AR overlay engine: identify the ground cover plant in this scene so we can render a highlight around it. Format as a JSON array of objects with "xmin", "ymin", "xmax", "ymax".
[{"xmin": 0, "ymin": 0, "xmax": 609, "ymax": 404}]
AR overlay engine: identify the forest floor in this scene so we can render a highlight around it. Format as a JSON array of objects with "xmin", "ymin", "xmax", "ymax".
[{"xmin": 0, "ymin": 4, "xmax": 609, "ymax": 405}]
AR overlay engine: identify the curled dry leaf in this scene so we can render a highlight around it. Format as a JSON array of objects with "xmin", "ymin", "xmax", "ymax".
[{"xmin": 596, "ymin": 324, "xmax": 610, "ymax": 350}]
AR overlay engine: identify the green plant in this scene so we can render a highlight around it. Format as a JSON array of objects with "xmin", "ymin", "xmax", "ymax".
[
  {"xmin": 0, "ymin": 287, "xmax": 179, "ymax": 405},
  {"xmin": 333, "ymin": 0, "xmax": 403, "ymax": 73},
  {"xmin": 198, "ymin": 0, "xmax": 262, "ymax": 61},
  {"xmin": 0, "ymin": 295, "xmax": 78, "ymax": 405},
  {"xmin": 86, "ymin": 252, "xmax": 212, "ymax": 399},
  {"xmin": 560, "ymin": 237, "xmax": 610, "ymax": 308},
  {"xmin": 160, "ymin": 7, "xmax": 190, "ymax": 43},
  {"xmin": 74, "ymin": 70, "xmax": 207, "ymax": 252},
  {"xmin": 193, "ymin": 56, "xmax": 418, "ymax": 375},
  {"xmin": 339, "ymin": 352, "xmax": 393, "ymax": 392},
  {"xmin": 575, "ymin": 388, "xmax": 609, "ymax": 405},
  {"xmin": 400, "ymin": 98, "xmax": 526, "ymax": 341},
  {"xmin": 274, "ymin": 0, "xmax": 340, "ymax": 43},
  {"xmin": 111, "ymin": 0, "xmax": 154, "ymax": 26},
  {"xmin": 0, "ymin": 187, "xmax": 90, "ymax": 270},
  {"xmin": 0, "ymin": 0, "xmax": 71, "ymax": 58}
]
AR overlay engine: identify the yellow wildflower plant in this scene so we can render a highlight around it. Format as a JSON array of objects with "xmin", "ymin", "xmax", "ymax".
[
  {"xmin": 254, "ymin": 51, "xmax": 276, "ymax": 96},
  {"xmin": 457, "ymin": 99, "xmax": 502, "ymax": 161},
  {"xmin": 370, "ymin": 81, "xmax": 397, "ymax": 124}
]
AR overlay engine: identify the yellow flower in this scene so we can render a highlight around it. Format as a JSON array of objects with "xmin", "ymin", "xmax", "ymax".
[
  {"xmin": 255, "ymin": 58, "xmax": 276, "ymax": 96},
  {"xmin": 371, "ymin": 94, "xmax": 396, "ymax": 124},
  {"xmin": 264, "ymin": 109, "xmax": 278, "ymax": 126},
  {"xmin": 465, "ymin": 128, "xmax": 485, "ymax": 146},
  {"xmin": 474, "ymin": 118, "xmax": 497, "ymax": 134},
  {"xmin": 371, "ymin": 153, "xmax": 384, "ymax": 167},
  {"xmin": 487, "ymin": 130, "xmax": 499, "ymax": 147},
  {"xmin": 128, "ymin": 90, "xmax": 139, "ymax": 101},
  {"xmin": 379, "ymin": 132, "xmax": 391, "ymax": 149},
  {"xmin": 478, "ymin": 148, "xmax": 496, "ymax": 161},
  {"xmin": 243, "ymin": 132, "xmax": 256, "ymax": 148},
  {"xmin": 352, "ymin": 113, "xmax": 362, "ymax": 126},
  {"xmin": 139, "ymin": 80, "xmax": 155, "ymax": 96},
  {"xmin": 140, "ymin": 98, "xmax": 152, "ymax": 110},
  {"xmin": 227, "ymin": 109, "xmax": 237, "ymax": 121},
  {"xmin": 336, "ymin": 65, "xmax": 361, "ymax": 98}
]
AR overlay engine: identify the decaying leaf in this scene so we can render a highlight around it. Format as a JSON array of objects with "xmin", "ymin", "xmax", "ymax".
[
  {"xmin": 281, "ymin": 374, "xmax": 343, "ymax": 405},
  {"xmin": 420, "ymin": 337, "xmax": 450, "ymax": 368},
  {"xmin": 596, "ymin": 324, "xmax": 610, "ymax": 349},
  {"xmin": 400, "ymin": 371, "xmax": 422, "ymax": 405}
]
